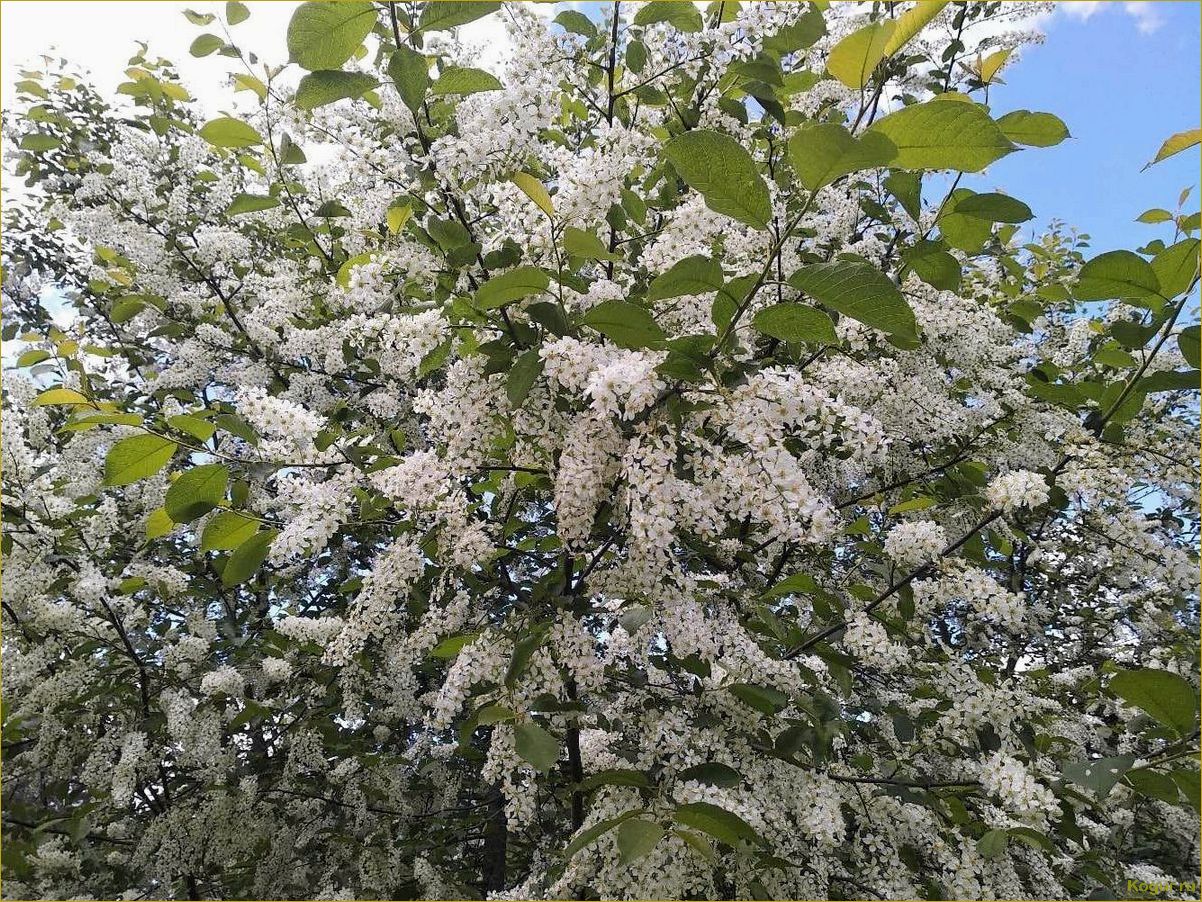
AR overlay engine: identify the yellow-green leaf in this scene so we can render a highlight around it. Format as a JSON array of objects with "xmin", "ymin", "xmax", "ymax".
[
  {"xmin": 34, "ymin": 387, "xmax": 91, "ymax": 407},
  {"xmin": 883, "ymin": 1, "xmax": 948, "ymax": 57},
  {"xmin": 512, "ymin": 172, "xmax": 554, "ymax": 217},
  {"xmin": 978, "ymin": 46, "xmax": 1014, "ymax": 84},
  {"xmin": 828, "ymin": 20, "xmax": 896, "ymax": 89},
  {"xmin": 1143, "ymin": 128, "xmax": 1201, "ymax": 171}
]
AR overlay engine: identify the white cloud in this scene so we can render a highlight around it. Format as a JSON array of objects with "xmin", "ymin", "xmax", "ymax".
[{"xmin": 1056, "ymin": 0, "xmax": 1164, "ymax": 34}]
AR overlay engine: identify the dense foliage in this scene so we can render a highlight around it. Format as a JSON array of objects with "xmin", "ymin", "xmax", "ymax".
[{"xmin": 2, "ymin": 1, "xmax": 1199, "ymax": 899}]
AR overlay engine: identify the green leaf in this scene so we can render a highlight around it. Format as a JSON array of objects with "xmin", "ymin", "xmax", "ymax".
[
  {"xmin": 514, "ymin": 722, "xmax": 559, "ymax": 772},
  {"xmin": 201, "ymin": 510, "xmax": 260, "ymax": 551},
  {"xmin": 752, "ymin": 303, "xmax": 836, "ymax": 344},
  {"xmin": 647, "ymin": 255, "xmax": 723, "ymax": 302},
  {"xmin": 673, "ymin": 828, "xmax": 717, "ymax": 862},
  {"xmin": 902, "ymin": 240, "xmax": 961, "ymax": 291},
  {"xmin": 953, "ymin": 192, "xmax": 1033, "ymax": 223},
  {"xmin": 789, "ymin": 121, "xmax": 898, "ymax": 193},
  {"xmin": 564, "ymin": 227, "xmax": 620, "ymax": 261},
  {"xmin": 563, "ymin": 810, "xmax": 641, "ymax": 859},
  {"xmin": 226, "ymin": 0, "xmax": 250, "ymax": 24},
  {"xmin": 476, "ymin": 704, "xmax": 516, "ymax": 725},
  {"xmin": 582, "ymin": 301, "xmax": 665, "ymax": 349},
  {"xmin": 867, "ymin": 99, "xmax": 1016, "ymax": 172},
  {"xmin": 475, "ymin": 266, "xmax": 549, "ymax": 309},
  {"xmin": 1178, "ymin": 325, "xmax": 1200, "ymax": 369},
  {"xmin": 1143, "ymin": 127, "xmax": 1201, "ymax": 170},
  {"xmin": 295, "ymin": 70, "xmax": 377, "ymax": 110},
  {"xmin": 145, "ymin": 507, "xmax": 175, "ymax": 539},
  {"xmin": 183, "ymin": 8, "xmax": 215, "ymax": 25},
  {"xmin": 1151, "ymin": 238, "xmax": 1200, "ymax": 298},
  {"xmin": 673, "ymin": 802, "xmax": 764, "ymax": 848},
  {"xmin": 554, "ymin": 10, "xmax": 596, "ymax": 37},
  {"xmin": 1074, "ymin": 250, "xmax": 1161, "ymax": 303},
  {"xmin": 1137, "ymin": 208, "xmax": 1174, "ymax": 224},
  {"xmin": 883, "ymin": 0, "xmax": 947, "ymax": 55},
  {"xmin": 287, "ymin": 1, "xmax": 376, "ymax": 70},
  {"xmin": 189, "ymin": 34, "xmax": 224, "ymax": 57},
  {"xmin": 633, "ymin": 1, "xmax": 702, "ymax": 32},
  {"xmin": 34, "ymin": 387, "xmax": 90, "ymax": 406},
  {"xmin": 617, "ymin": 819, "xmax": 664, "ymax": 864},
  {"xmin": 387, "ymin": 46, "xmax": 430, "ymax": 113},
  {"xmin": 1110, "ymin": 669, "xmax": 1199, "ymax": 736},
  {"xmin": 664, "ymin": 130, "xmax": 772, "ymax": 230},
  {"xmin": 167, "ymin": 414, "xmax": 216, "ymax": 442},
  {"xmin": 164, "ymin": 464, "xmax": 228, "ymax": 522},
  {"xmin": 511, "ymin": 172, "xmax": 554, "ymax": 217},
  {"xmin": 827, "ymin": 20, "xmax": 895, "ymax": 90},
  {"xmin": 995, "ymin": 110, "xmax": 1070, "ymax": 147},
  {"xmin": 233, "ymin": 73, "xmax": 267, "ymax": 100},
  {"xmin": 430, "ymin": 633, "xmax": 478, "ymax": 658},
  {"xmin": 431, "ymin": 66, "xmax": 503, "ymax": 96},
  {"xmin": 677, "ymin": 762, "xmax": 742, "ymax": 787},
  {"xmin": 16, "ymin": 349, "xmax": 51, "ymax": 367},
  {"xmin": 976, "ymin": 829, "xmax": 1008, "ymax": 860},
  {"xmin": 105, "ymin": 434, "xmax": 179, "ymax": 486},
  {"xmin": 1125, "ymin": 768, "xmax": 1183, "ymax": 804},
  {"xmin": 387, "ymin": 203, "xmax": 413, "ymax": 235},
  {"xmin": 20, "ymin": 133, "xmax": 62, "ymax": 152},
  {"xmin": 578, "ymin": 769, "xmax": 653, "ymax": 792},
  {"xmin": 418, "ymin": 0, "xmax": 501, "ymax": 32},
  {"xmin": 1061, "ymin": 755, "xmax": 1136, "ymax": 798},
  {"xmin": 226, "ymin": 193, "xmax": 280, "ymax": 215},
  {"xmin": 728, "ymin": 683, "xmax": 787, "ymax": 715},
  {"xmin": 1171, "ymin": 769, "xmax": 1200, "ymax": 812},
  {"xmin": 885, "ymin": 170, "xmax": 922, "ymax": 221},
  {"xmin": 506, "ymin": 348, "xmax": 544, "ymax": 408},
  {"xmin": 221, "ymin": 529, "xmax": 278, "ymax": 587},
  {"xmin": 199, "ymin": 117, "xmax": 263, "ymax": 148},
  {"xmin": 790, "ymin": 261, "xmax": 918, "ymax": 341}
]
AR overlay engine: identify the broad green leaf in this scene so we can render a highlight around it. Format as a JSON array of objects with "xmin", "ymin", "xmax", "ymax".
[
  {"xmin": 418, "ymin": 0, "xmax": 501, "ymax": 32},
  {"xmin": 429, "ymin": 633, "xmax": 478, "ymax": 658},
  {"xmin": 183, "ymin": 8, "xmax": 215, "ymax": 25},
  {"xmin": 105, "ymin": 434, "xmax": 179, "ymax": 486},
  {"xmin": 647, "ymin": 255, "xmax": 723, "ymax": 302},
  {"xmin": 664, "ymin": 130, "xmax": 772, "ymax": 230},
  {"xmin": 1171, "ymin": 769, "xmax": 1200, "ymax": 812},
  {"xmin": 475, "ymin": 266, "xmax": 549, "ymax": 309},
  {"xmin": 199, "ymin": 117, "xmax": 263, "ymax": 148},
  {"xmin": 226, "ymin": 193, "xmax": 280, "ymax": 216},
  {"xmin": 1074, "ymin": 250, "xmax": 1161, "ymax": 303},
  {"xmin": 563, "ymin": 810, "xmax": 641, "ymax": 859},
  {"xmin": 1178, "ymin": 324, "xmax": 1200, "ymax": 369},
  {"xmin": 226, "ymin": 0, "xmax": 250, "ymax": 25},
  {"xmin": 387, "ymin": 203, "xmax": 413, "ymax": 235},
  {"xmin": 554, "ymin": 9, "xmax": 596, "ymax": 37},
  {"xmin": 977, "ymin": 829, "xmax": 1008, "ymax": 860},
  {"xmin": 790, "ymin": 261, "xmax": 918, "ymax": 341},
  {"xmin": 20, "ymin": 134, "xmax": 62, "ymax": 152},
  {"xmin": 295, "ymin": 70, "xmax": 376, "ymax": 110},
  {"xmin": 977, "ymin": 47, "xmax": 1013, "ymax": 84},
  {"xmin": 673, "ymin": 802, "xmax": 764, "ymax": 848},
  {"xmin": 728, "ymin": 683, "xmax": 788, "ymax": 715},
  {"xmin": 902, "ymin": 240, "xmax": 961, "ymax": 291},
  {"xmin": 633, "ymin": 1, "xmax": 703, "ymax": 32},
  {"xmin": 867, "ymin": 99, "xmax": 1016, "ymax": 172},
  {"xmin": 1151, "ymin": 238, "xmax": 1200, "ymax": 298},
  {"xmin": 506, "ymin": 347, "xmax": 544, "ymax": 408},
  {"xmin": 1125, "ymin": 768, "xmax": 1183, "ymax": 804},
  {"xmin": 674, "ymin": 828, "xmax": 717, "ymax": 862},
  {"xmin": 221, "ymin": 529, "xmax": 277, "ymax": 587},
  {"xmin": 164, "ymin": 464, "xmax": 229, "ymax": 522},
  {"xmin": 953, "ymin": 192, "xmax": 1033, "ymax": 223},
  {"xmin": 582, "ymin": 301, "xmax": 665, "ymax": 349},
  {"xmin": 787, "ymin": 122, "xmax": 896, "ymax": 192},
  {"xmin": 1061, "ymin": 754, "xmax": 1136, "ymax": 797},
  {"xmin": 388, "ymin": 46, "xmax": 430, "ymax": 113},
  {"xmin": 476, "ymin": 704, "xmax": 516, "ymax": 725},
  {"xmin": 1110, "ymin": 669, "xmax": 1198, "ymax": 736},
  {"xmin": 189, "ymin": 34, "xmax": 224, "ymax": 57},
  {"xmin": 1143, "ymin": 127, "xmax": 1201, "ymax": 170},
  {"xmin": 885, "ymin": 169, "xmax": 922, "ymax": 221},
  {"xmin": 1136, "ymin": 208, "xmax": 1174, "ymax": 224},
  {"xmin": 34, "ymin": 387, "xmax": 90, "ymax": 406},
  {"xmin": 752, "ymin": 303, "xmax": 837, "ymax": 344},
  {"xmin": 16, "ymin": 349, "xmax": 51, "ymax": 367},
  {"xmin": 201, "ymin": 510, "xmax": 259, "ymax": 551},
  {"xmin": 617, "ymin": 820, "xmax": 664, "ymax": 864},
  {"xmin": 514, "ymin": 722, "xmax": 559, "ymax": 772},
  {"xmin": 145, "ymin": 507, "xmax": 175, "ymax": 539},
  {"xmin": 233, "ymin": 73, "xmax": 267, "ymax": 100},
  {"xmin": 431, "ymin": 66, "xmax": 503, "ymax": 96},
  {"xmin": 578, "ymin": 769, "xmax": 654, "ymax": 792},
  {"xmin": 167, "ymin": 414, "xmax": 216, "ymax": 442},
  {"xmin": 511, "ymin": 172, "xmax": 554, "ymax": 217},
  {"xmin": 883, "ymin": 0, "xmax": 948, "ymax": 56},
  {"xmin": 938, "ymin": 188, "xmax": 993, "ymax": 253},
  {"xmin": 677, "ymin": 762, "xmax": 742, "ymax": 787},
  {"xmin": 564, "ymin": 227, "xmax": 620, "ymax": 261},
  {"xmin": 287, "ymin": 1, "xmax": 376, "ymax": 70},
  {"xmin": 995, "ymin": 109, "xmax": 1070, "ymax": 147},
  {"xmin": 827, "ymin": 20, "xmax": 896, "ymax": 90}
]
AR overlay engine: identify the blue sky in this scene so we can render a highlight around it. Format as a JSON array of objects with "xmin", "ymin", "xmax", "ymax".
[{"xmin": 961, "ymin": 1, "xmax": 1201, "ymax": 255}]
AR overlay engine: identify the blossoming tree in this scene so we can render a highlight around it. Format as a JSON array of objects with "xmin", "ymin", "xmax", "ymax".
[{"xmin": 2, "ymin": 1, "xmax": 1199, "ymax": 898}]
